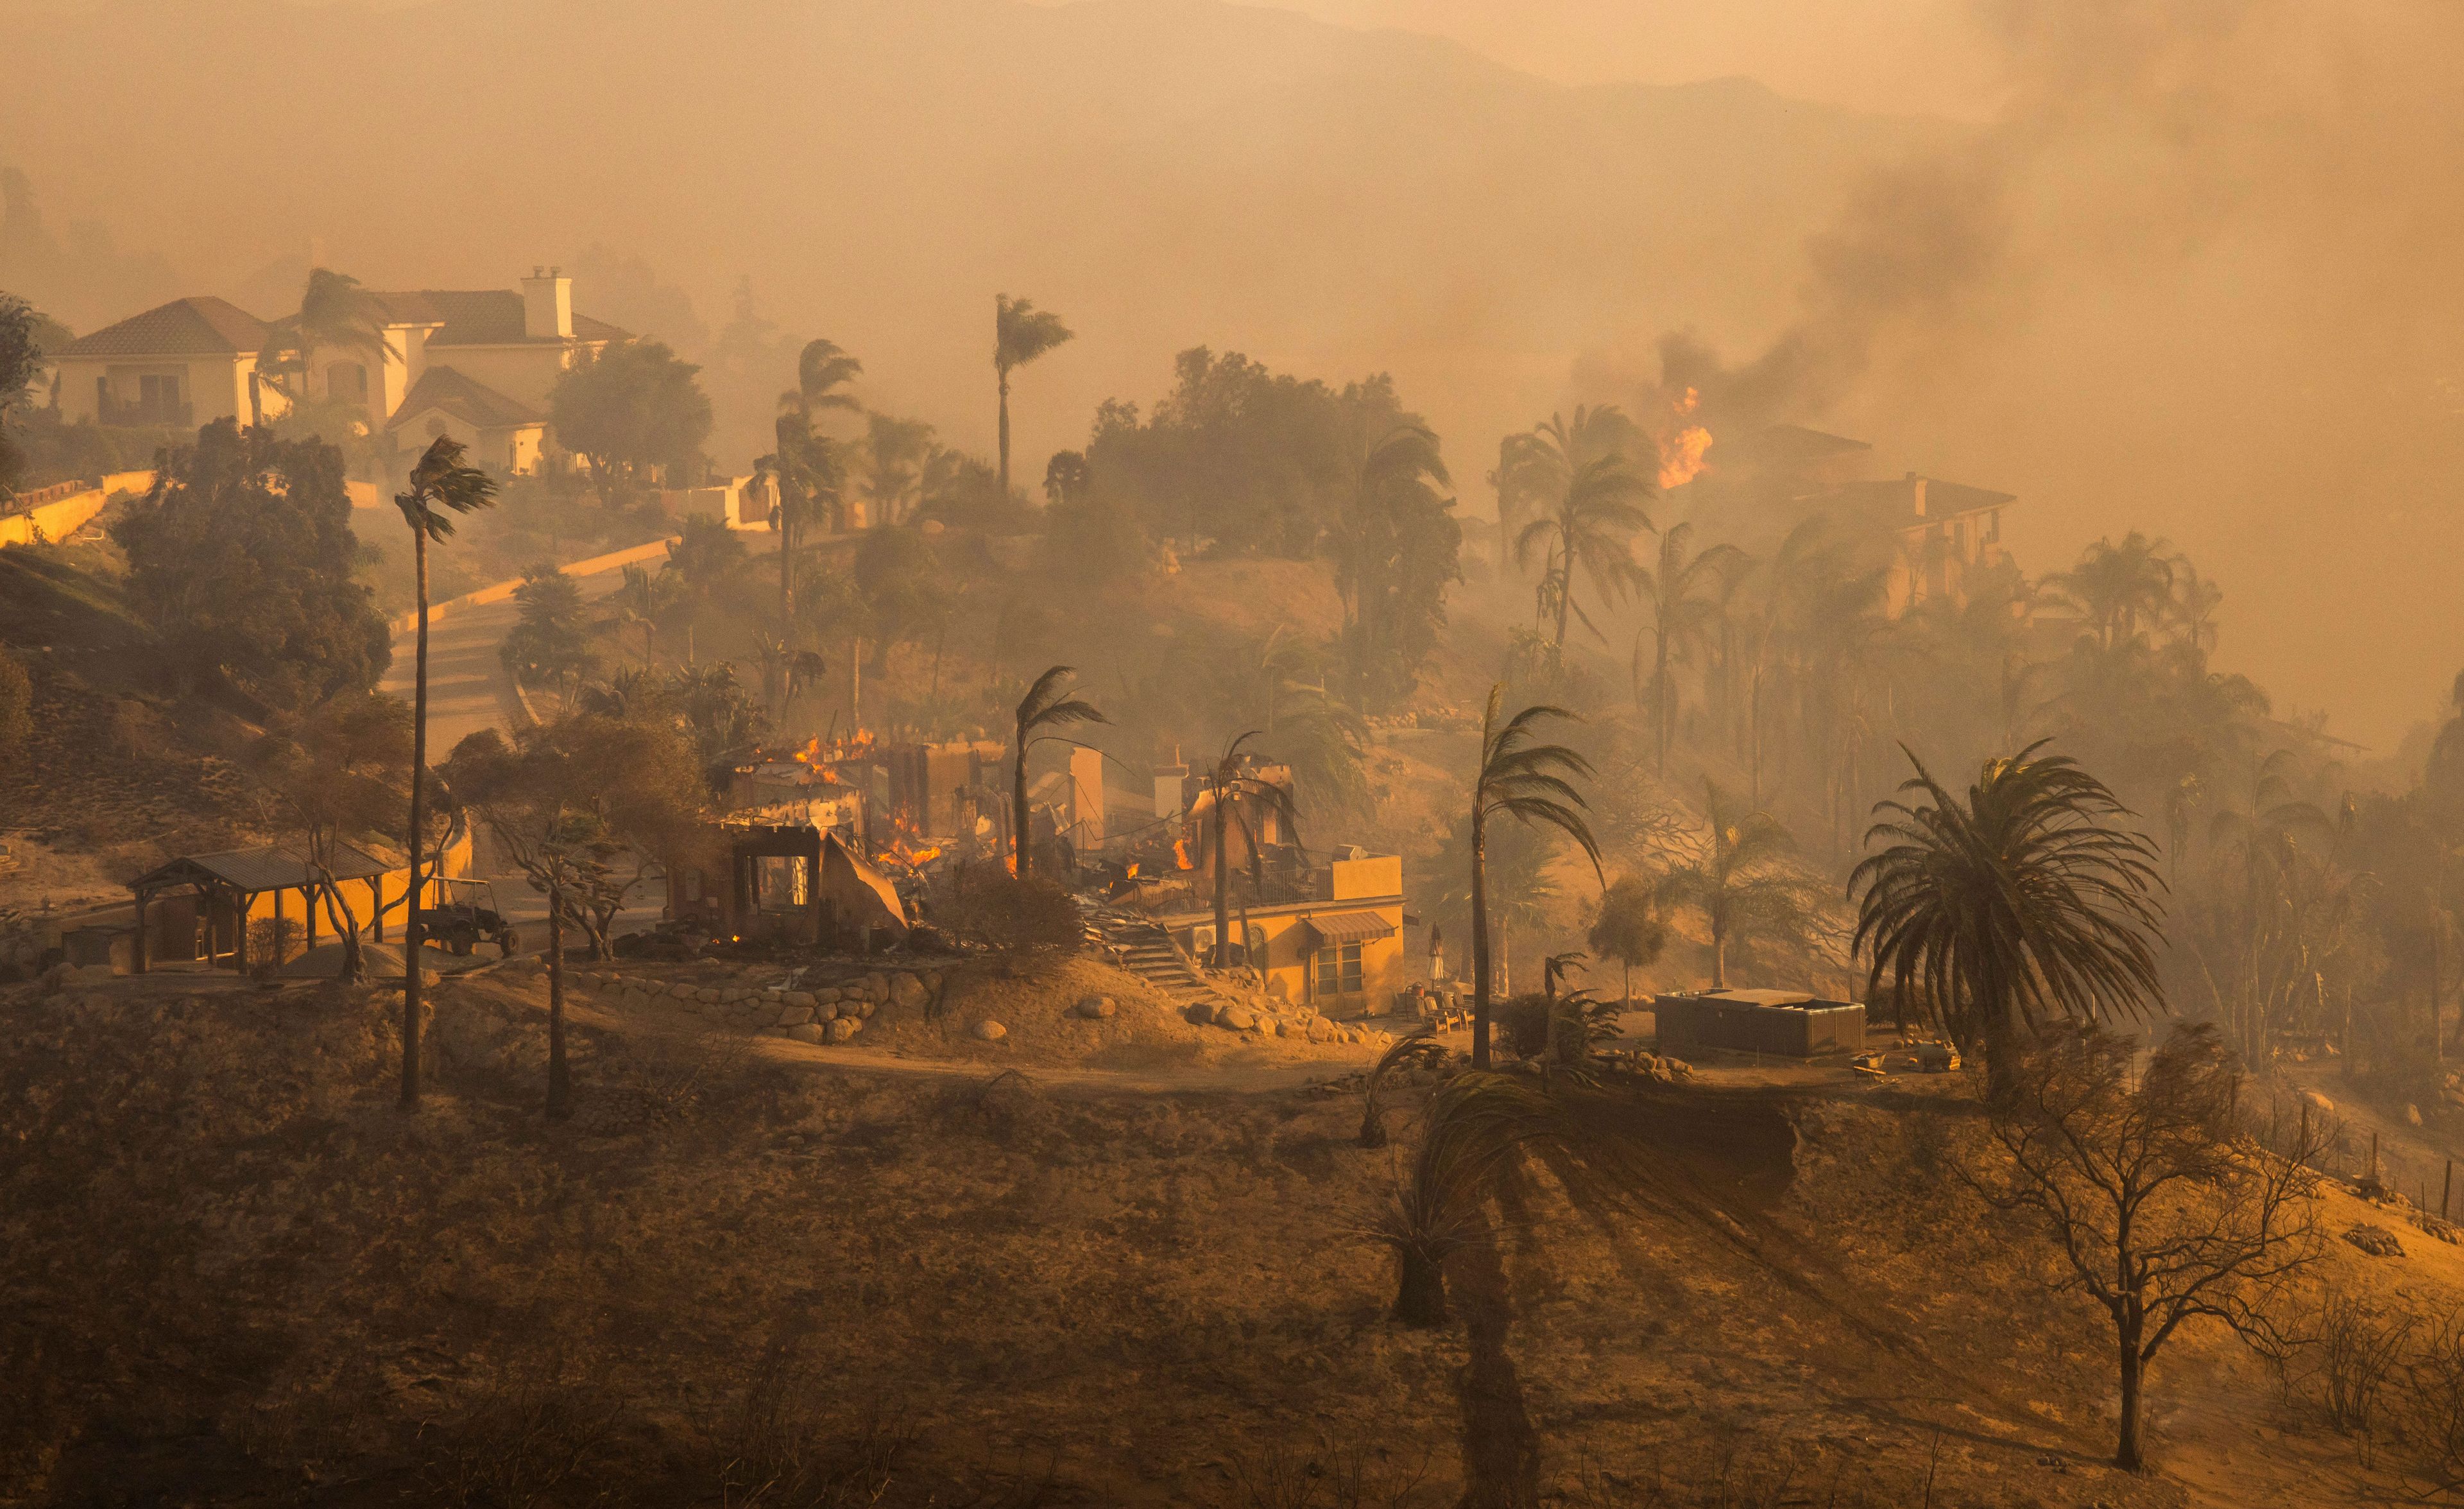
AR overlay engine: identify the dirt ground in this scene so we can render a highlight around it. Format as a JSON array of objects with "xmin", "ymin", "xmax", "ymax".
[{"xmin": 3, "ymin": 967, "xmax": 2456, "ymax": 1506}]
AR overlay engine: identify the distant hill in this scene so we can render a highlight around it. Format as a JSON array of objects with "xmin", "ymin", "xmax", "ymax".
[{"xmin": 0, "ymin": 0, "xmax": 1946, "ymax": 468}]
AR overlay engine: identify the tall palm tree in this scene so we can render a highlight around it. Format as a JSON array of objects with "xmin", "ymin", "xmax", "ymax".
[
  {"xmin": 603, "ymin": 561, "xmax": 678, "ymax": 666},
  {"xmin": 1466, "ymin": 683, "xmax": 1601, "ymax": 1068},
  {"xmin": 1486, "ymin": 431, "xmax": 1553, "ymax": 571},
  {"xmin": 1511, "ymin": 407, "xmax": 1654, "ymax": 653},
  {"xmin": 1851, "ymin": 741, "xmax": 2166, "ymax": 1101},
  {"xmin": 1197, "ymin": 731, "xmax": 1302, "ymax": 968},
  {"xmin": 1011, "ymin": 666, "xmax": 1106, "ymax": 881},
  {"xmin": 393, "ymin": 434, "xmax": 497, "ymax": 1111},
  {"xmin": 1654, "ymin": 782, "xmax": 1816, "ymax": 989},
  {"xmin": 993, "ymin": 295, "xmax": 1074, "ymax": 496},
  {"xmin": 1633, "ymin": 522, "xmax": 1749, "ymax": 773},
  {"xmin": 761, "ymin": 338, "xmax": 862, "ymax": 616},
  {"xmin": 1331, "ymin": 422, "xmax": 1451, "ymax": 709}
]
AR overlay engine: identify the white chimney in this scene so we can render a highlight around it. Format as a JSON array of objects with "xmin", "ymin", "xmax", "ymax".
[
  {"xmin": 1906, "ymin": 472, "xmax": 1928, "ymax": 518},
  {"xmin": 521, "ymin": 266, "xmax": 572, "ymax": 340}
]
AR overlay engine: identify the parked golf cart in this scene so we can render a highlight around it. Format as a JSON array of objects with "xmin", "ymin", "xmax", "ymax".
[{"xmin": 420, "ymin": 878, "xmax": 521, "ymax": 958}]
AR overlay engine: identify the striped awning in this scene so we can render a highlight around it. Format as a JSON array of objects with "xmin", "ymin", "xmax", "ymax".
[{"xmin": 1302, "ymin": 910, "xmax": 1397, "ymax": 945}]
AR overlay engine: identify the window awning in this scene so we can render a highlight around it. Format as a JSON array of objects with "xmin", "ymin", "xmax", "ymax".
[{"xmin": 1302, "ymin": 910, "xmax": 1397, "ymax": 945}]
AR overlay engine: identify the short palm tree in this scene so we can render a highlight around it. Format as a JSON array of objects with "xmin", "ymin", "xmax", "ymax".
[
  {"xmin": 1196, "ymin": 730, "xmax": 1301, "ymax": 967},
  {"xmin": 1634, "ymin": 521, "xmax": 1748, "ymax": 773},
  {"xmin": 393, "ymin": 434, "xmax": 497, "ymax": 1111},
  {"xmin": 1011, "ymin": 666, "xmax": 1106, "ymax": 880},
  {"xmin": 1466, "ymin": 683, "xmax": 1602, "ymax": 1068},
  {"xmin": 2054, "ymin": 532, "xmax": 2180, "ymax": 651},
  {"xmin": 1369, "ymin": 1070, "xmax": 1555, "ymax": 1325},
  {"xmin": 762, "ymin": 337, "xmax": 862, "ymax": 613},
  {"xmin": 1512, "ymin": 407, "xmax": 1654, "ymax": 652},
  {"xmin": 994, "ymin": 295, "xmax": 1074, "ymax": 496},
  {"xmin": 1851, "ymin": 741, "xmax": 2166, "ymax": 1101},
  {"xmin": 1655, "ymin": 782, "xmax": 1817, "ymax": 990}
]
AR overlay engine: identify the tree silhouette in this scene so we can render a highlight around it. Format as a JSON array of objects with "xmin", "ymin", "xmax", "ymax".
[
  {"xmin": 993, "ymin": 295, "xmax": 1073, "ymax": 496},
  {"xmin": 1010, "ymin": 666, "xmax": 1106, "ymax": 880},
  {"xmin": 1465, "ymin": 684, "xmax": 1600, "ymax": 1068}
]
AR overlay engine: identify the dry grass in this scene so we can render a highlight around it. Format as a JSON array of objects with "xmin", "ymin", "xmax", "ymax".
[{"xmin": 1, "ymin": 976, "xmax": 2431, "ymax": 1506}]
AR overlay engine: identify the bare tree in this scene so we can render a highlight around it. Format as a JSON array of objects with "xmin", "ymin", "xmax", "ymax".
[{"xmin": 1969, "ymin": 1021, "xmax": 2327, "ymax": 1470}]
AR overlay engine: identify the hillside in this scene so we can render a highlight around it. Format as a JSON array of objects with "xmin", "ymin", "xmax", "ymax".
[{"xmin": 3, "ymin": 965, "xmax": 2447, "ymax": 1505}]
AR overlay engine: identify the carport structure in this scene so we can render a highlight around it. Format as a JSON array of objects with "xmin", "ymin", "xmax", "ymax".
[{"xmin": 128, "ymin": 843, "xmax": 394, "ymax": 974}]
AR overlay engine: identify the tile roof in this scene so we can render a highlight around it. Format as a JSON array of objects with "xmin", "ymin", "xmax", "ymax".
[
  {"xmin": 362, "ymin": 289, "xmax": 628, "ymax": 347},
  {"xmin": 55, "ymin": 297, "xmax": 274, "ymax": 358},
  {"xmin": 388, "ymin": 365, "xmax": 544, "ymax": 432}
]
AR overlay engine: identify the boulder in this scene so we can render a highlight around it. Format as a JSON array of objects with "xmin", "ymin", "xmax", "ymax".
[
  {"xmin": 1306, "ymin": 1018, "xmax": 1335, "ymax": 1044},
  {"xmin": 862, "ymin": 972, "xmax": 889, "ymax": 1001},
  {"xmin": 826, "ymin": 1017, "xmax": 859, "ymax": 1044},
  {"xmin": 784, "ymin": 990, "xmax": 818, "ymax": 1010},
  {"xmin": 787, "ymin": 1022, "xmax": 826, "ymax": 1044},
  {"xmin": 889, "ymin": 974, "xmax": 930, "ymax": 1010},
  {"xmin": 971, "ymin": 1019, "xmax": 1008, "ymax": 1042},
  {"xmin": 1215, "ymin": 1005, "xmax": 1257, "ymax": 1032},
  {"xmin": 853, "ymin": 999, "xmax": 877, "ymax": 1019},
  {"xmin": 1076, "ymin": 995, "xmax": 1116, "ymax": 1020},
  {"xmin": 720, "ymin": 988, "xmax": 744, "ymax": 1005},
  {"xmin": 813, "ymin": 988, "xmax": 843, "ymax": 1005},
  {"xmin": 775, "ymin": 1006, "xmax": 816, "ymax": 1028},
  {"xmin": 2409, "ymin": 1104, "xmax": 2426, "ymax": 1128},
  {"xmin": 2345, "ymin": 1223, "xmax": 2405, "ymax": 1259},
  {"xmin": 1186, "ymin": 1002, "xmax": 1218, "ymax": 1026},
  {"xmin": 2304, "ymin": 1089, "xmax": 2336, "ymax": 1116},
  {"xmin": 670, "ymin": 983, "xmax": 699, "ymax": 1000}
]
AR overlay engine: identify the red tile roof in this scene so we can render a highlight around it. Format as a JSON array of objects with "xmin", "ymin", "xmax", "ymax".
[{"xmin": 56, "ymin": 297, "xmax": 273, "ymax": 358}]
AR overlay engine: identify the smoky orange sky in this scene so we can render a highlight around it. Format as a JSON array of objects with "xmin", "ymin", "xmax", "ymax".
[{"xmin": 7, "ymin": 0, "xmax": 2461, "ymax": 755}]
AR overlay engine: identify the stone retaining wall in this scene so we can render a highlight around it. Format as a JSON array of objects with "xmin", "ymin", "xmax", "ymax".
[{"xmin": 575, "ymin": 963, "xmax": 939, "ymax": 1048}]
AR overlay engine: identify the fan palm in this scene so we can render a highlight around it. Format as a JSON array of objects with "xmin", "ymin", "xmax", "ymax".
[
  {"xmin": 993, "ymin": 295, "xmax": 1074, "ymax": 496},
  {"xmin": 393, "ymin": 434, "xmax": 497, "ymax": 1110},
  {"xmin": 1369, "ymin": 1070, "xmax": 1556, "ymax": 1326},
  {"xmin": 1634, "ymin": 522, "xmax": 1749, "ymax": 773},
  {"xmin": 2054, "ymin": 533, "xmax": 2180, "ymax": 652},
  {"xmin": 1655, "ymin": 782, "xmax": 1817, "ymax": 990},
  {"xmin": 761, "ymin": 338, "xmax": 862, "ymax": 615},
  {"xmin": 1851, "ymin": 741, "xmax": 2167, "ymax": 1101},
  {"xmin": 259, "ymin": 268, "xmax": 398, "ymax": 422},
  {"xmin": 1196, "ymin": 731, "xmax": 1303, "ymax": 967},
  {"xmin": 1331, "ymin": 422, "xmax": 1453, "ymax": 707},
  {"xmin": 1510, "ymin": 407, "xmax": 1653, "ymax": 652},
  {"xmin": 1466, "ymin": 683, "xmax": 1602, "ymax": 1068},
  {"xmin": 1011, "ymin": 666, "xmax": 1107, "ymax": 880},
  {"xmin": 603, "ymin": 561, "xmax": 679, "ymax": 666},
  {"xmin": 1358, "ymin": 1022, "xmax": 1444, "ymax": 1148}
]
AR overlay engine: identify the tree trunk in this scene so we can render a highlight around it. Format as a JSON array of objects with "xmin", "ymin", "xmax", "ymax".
[
  {"xmin": 1654, "ymin": 630, "xmax": 1673, "ymax": 773},
  {"xmin": 997, "ymin": 359, "xmax": 1013, "ymax": 496},
  {"xmin": 1983, "ymin": 996, "xmax": 2021, "ymax": 1105},
  {"xmin": 320, "ymin": 875, "xmax": 364, "ymax": 985},
  {"xmin": 1012, "ymin": 715, "xmax": 1031, "ymax": 880},
  {"xmin": 402, "ymin": 524, "xmax": 429, "ymax": 1111},
  {"xmin": 1392, "ymin": 1249, "xmax": 1449, "ymax": 1327},
  {"xmin": 546, "ymin": 895, "xmax": 570, "ymax": 1121},
  {"xmin": 1212, "ymin": 788, "xmax": 1233, "ymax": 969},
  {"xmin": 2115, "ymin": 1324, "xmax": 2146, "ymax": 1470},
  {"xmin": 1711, "ymin": 911, "xmax": 1728, "ymax": 989},
  {"xmin": 1471, "ymin": 801, "xmax": 1493, "ymax": 1069},
  {"xmin": 1552, "ymin": 542, "xmax": 1574, "ymax": 651}
]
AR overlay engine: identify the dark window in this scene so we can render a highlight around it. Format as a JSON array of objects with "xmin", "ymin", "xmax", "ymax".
[{"xmin": 1313, "ymin": 942, "xmax": 1362, "ymax": 997}]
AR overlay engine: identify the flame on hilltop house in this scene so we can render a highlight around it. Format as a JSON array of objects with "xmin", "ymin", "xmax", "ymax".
[
  {"xmin": 1656, "ymin": 386, "xmax": 1713, "ymax": 490},
  {"xmin": 787, "ymin": 729, "xmax": 882, "ymax": 782}
]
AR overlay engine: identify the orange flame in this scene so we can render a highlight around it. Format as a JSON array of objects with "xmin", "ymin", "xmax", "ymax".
[
  {"xmin": 1173, "ymin": 839, "xmax": 1194, "ymax": 871},
  {"xmin": 1654, "ymin": 386, "xmax": 1712, "ymax": 488}
]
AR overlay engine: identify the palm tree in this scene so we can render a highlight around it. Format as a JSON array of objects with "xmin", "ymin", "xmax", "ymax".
[
  {"xmin": 1331, "ymin": 422, "xmax": 1451, "ymax": 709},
  {"xmin": 860, "ymin": 413, "xmax": 934, "ymax": 528},
  {"xmin": 1654, "ymin": 782, "xmax": 1817, "ymax": 990},
  {"xmin": 393, "ymin": 434, "xmax": 497, "ymax": 1110},
  {"xmin": 257, "ymin": 268, "xmax": 401, "ymax": 425},
  {"xmin": 761, "ymin": 338, "xmax": 862, "ymax": 616},
  {"xmin": 1851, "ymin": 741, "xmax": 2166, "ymax": 1101},
  {"xmin": 1486, "ymin": 431, "xmax": 1554, "ymax": 571},
  {"xmin": 1370, "ymin": 1071, "xmax": 1555, "ymax": 1325},
  {"xmin": 993, "ymin": 295, "xmax": 1074, "ymax": 496},
  {"xmin": 1466, "ymin": 684, "xmax": 1602, "ymax": 1068},
  {"xmin": 1010, "ymin": 666, "xmax": 1106, "ymax": 880},
  {"xmin": 1511, "ymin": 407, "xmax": 1653, "ymax": 653},
  {"xmin": 2055, "ymin": 533, "xmax": 2179, "ymax": 651},
  {"xmin": 1633, "ymin": 522, "xmax": 1748, "ymax": 773},
  {"xmin": 603, "ymin": 561, "xmax": 678, "ymax": 666},
  {"xmin": 1196, "ymin": 731, "xmax": 1302, "ymax": 968}
]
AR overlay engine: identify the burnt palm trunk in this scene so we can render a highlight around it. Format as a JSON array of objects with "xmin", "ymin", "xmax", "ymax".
[
  {"xmin": 1470, "ymin": 800, "xmax": 1493, "ymax": 1069},
  {"xmin": 1011, "ymin": 715, "xmax": 1031, "ymax": 880},
  {"xmin": 997, "ymin": 356, "xmax": 1013, "ymax": 495},
  {"xmin": 1211, "ymin": 787, "xmax": 1232, "ymax": 968},
  {"xmin": 402, "ymin": 525, "xmax": 430, "ymax": 1110},
  {"xmin": 1392, "ymin": 1249, "xmax": 1448, "ymax": 1327},
  {"xmin": 546, "ymin": 892, "xmax": 570, "ymax": 1120}
]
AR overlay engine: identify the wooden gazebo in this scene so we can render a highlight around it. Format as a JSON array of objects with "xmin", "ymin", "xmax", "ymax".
[{"xmin": 128, "ymin": 843, "xmax": 394, "ymax": 974}]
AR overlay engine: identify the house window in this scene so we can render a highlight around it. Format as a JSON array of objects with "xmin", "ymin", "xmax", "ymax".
[
  {"xmin": 1313, "ymin": 942, "xmax": 1363, "ymax": 997},
  {"xmin": 138, "ymin": 373, "xmax": 182, "ymax": 420},
  {"xmin": 753, "ymin": 855, "xmax": 809, "ymax": 913}
]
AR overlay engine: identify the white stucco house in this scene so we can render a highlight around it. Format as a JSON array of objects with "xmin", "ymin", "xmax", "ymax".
[{"xmin": 52, "ymin": 269, "xmax": 625, "ymax": 476}]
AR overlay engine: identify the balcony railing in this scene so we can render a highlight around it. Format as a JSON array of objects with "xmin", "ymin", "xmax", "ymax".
[{"xmin": 98, "ymin": 397, "xmax": 192, "ymax": 427}]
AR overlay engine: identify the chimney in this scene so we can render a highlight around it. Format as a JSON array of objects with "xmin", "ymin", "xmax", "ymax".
[
  {"xmin": 1906, "ymin": 471, "xmax": 1928, "ymax": 518},
  {"xmin": 520, "ymin": 266, "xmax": 572, "ymax": 340}
]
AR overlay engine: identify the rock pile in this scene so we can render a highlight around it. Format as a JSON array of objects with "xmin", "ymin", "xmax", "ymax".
[
  {"xmin": 1181, "ymin": 996, "xmax": 1397, "ymax": 1048},
  {"xmin": 580, "ymin": 965, "xmax": 944, "ymax": 1049}
]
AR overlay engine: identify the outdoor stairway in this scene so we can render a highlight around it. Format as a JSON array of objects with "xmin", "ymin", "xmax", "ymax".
[{"xmin": 1084, "ymin": 910, "xmax": 1235, "ymax": 1015}]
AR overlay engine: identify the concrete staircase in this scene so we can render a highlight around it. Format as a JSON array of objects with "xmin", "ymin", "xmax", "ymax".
[{"xmin": 1085, "ymin": 910, "xmax": 1235, "ymax": 1015}]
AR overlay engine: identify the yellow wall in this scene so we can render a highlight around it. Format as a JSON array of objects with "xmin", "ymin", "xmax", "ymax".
[
  {"xmin": 1331, "ymin": 854, "xmax": 1402, "ymax": 901},
  {"xmin": 1190, "ymin": 901, "xmax": 1406, "ymax": 1016},
  {"xmin": 433, "ymin": 342, "xmax": 594, "ymax": 410}
]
